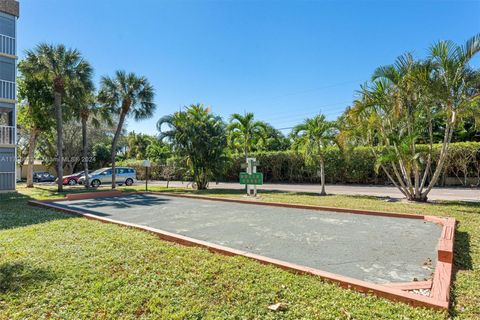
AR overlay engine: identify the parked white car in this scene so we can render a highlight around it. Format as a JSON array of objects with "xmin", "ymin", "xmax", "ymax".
[{"xmin": 79, "ymin": 167, "xmax": 136, "ymax": 188}]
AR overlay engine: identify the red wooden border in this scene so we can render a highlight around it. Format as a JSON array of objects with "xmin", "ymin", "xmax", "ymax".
[
  {"xmin": 27, "ymin": 191, "xmax": 455, "ymax": 310},
  {"xmin": 383, "ymin": 280, "xmax": 432, "ymax": 290}
]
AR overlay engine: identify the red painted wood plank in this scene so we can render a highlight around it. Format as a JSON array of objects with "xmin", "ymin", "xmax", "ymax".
[{"xmin": 384, "ymin": 280, "xmax": 432, "ymax": 290}]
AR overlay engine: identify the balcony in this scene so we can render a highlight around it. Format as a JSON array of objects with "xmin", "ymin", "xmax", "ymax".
[
  {"xmin": 0, "ymin": 125, "xmax": 14, "ymax": 145},
  {"xmin": 0, "ymin": 34, "xmax": 15, "ymax": 56},
  {"xmin": 0, "ymin": 79, "xmax": 15, "ymax": 100}
]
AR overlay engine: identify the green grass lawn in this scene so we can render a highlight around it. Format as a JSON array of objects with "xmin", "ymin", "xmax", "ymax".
[{"xmin": 0, "ymin": 185, "xmax": 479, "ymax": 319}]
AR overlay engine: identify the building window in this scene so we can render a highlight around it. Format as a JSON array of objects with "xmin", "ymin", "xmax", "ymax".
[
  {"xmin": 0, "ymin": 110, "xmax": 12, "ymax": 126},
  {"xmin": 0, "ymin": 15, "xmax": 15, "ymax": 38},
  {"xmin": 0, "ymin": 60, "xmax": 14, "ymax": 81}
]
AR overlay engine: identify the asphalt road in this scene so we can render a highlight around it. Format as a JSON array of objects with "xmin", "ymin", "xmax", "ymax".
[
  {"xmin": 146, "ymin": 181, "xmax": 480, "ymax": 202},
  {"xmin": 53, "ymin": 193, "xmax": 441, "ymax": 284}
]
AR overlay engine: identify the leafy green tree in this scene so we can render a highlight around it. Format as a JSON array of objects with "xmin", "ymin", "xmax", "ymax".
[
  {"xmin": 98, "ymin": 71, "xmax": 156, "ymax": 188},
  {"xmin": 92, "ymin": 143, "xmax": 111, "ymax": 168},
  {"xmin": 158, "ymin": 104, "xmax": 227, "ymax": 189},
  {"xmin": 259, "ymin": 123, "xmax": 291, "ymax": 151},
  {"xmin": 124, "ymin": 132, "xmax": 155, "ymax": 159},
  {"xmin": 17, "ymin": 59, "xmax": 55, "ymax": 187},
  {"xmin": 341, "ymin": 34, "xmax": 480, "ymax": 201},
  {"xmin": 146, "ymin": 140, "xmax": 170, "ymax": 163},
  {"xmin": 227, "ymin": 112, "xmax": 267, "ymax": 159},
  {"xmin": 23, "ymin": 44, "xmax": 93, "ymax": 192},
  {"xmin": 292, "ymin": 114, "xmax": 337, "ymax": 195}
]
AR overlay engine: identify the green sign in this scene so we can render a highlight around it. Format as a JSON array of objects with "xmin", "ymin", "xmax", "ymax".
[{"xmin": 239, "ymin": 172, "xmax": 263, "ymax": 185}]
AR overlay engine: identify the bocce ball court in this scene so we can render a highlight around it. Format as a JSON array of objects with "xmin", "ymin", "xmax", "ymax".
[{"xmin": 29, "ymin": 191, "xmax": 455, "ymax": 309}]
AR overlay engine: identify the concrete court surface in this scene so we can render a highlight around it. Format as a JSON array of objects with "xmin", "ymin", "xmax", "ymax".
[{"xmin": 53, "ymin": 194, "xmax": 442, "ymax": 284}]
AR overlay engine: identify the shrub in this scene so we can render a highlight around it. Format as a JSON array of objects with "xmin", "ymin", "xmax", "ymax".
[
  {"xmin": 119, "ymin": 142, "xmax": 479, "ymax": 186},
  {"xmin": 223, "ymin": 142, "xmax": 480, "ymax": 186}
]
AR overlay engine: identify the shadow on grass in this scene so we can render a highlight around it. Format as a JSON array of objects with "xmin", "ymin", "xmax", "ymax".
[
  {"xmin": 448, "ymin": 228, "xmax": 472, "ymax": 318},
  {"xmin": 0, "ymin": 191, "xmax": 75, "ymax": 230},
  {"xmin": 0, "ymin": 262, "xmax": 55, "ymax": 293},
  {"xmin": 453, "ymin": 229, "xmax": 473, "ymax": 271},
  {"xmin": 432, "ymin": 200, "xmax": 480, "ymax": 214}
]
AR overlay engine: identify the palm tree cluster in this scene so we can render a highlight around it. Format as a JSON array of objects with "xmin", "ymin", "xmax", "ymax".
[
  {"xmin": 158, "ymin": 104, "xmax": 226, "ymax": 190},
  {"xmin": 18, "ymin": 44, "xmax": 156, "ymax": 191},
  {"xmin": 17, "ymin": 34, "xmax": 479, "ymax": 201},
  {"xmin": 340, "ymin": 34, "xmax": 480, "ymax": 201}
]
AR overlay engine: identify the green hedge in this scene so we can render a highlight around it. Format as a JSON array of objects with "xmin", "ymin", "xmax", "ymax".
[
  {"xmin": 223, "ymin": 148, "xmax": 385, "ymax": 184},
  {"xmin": 119, "ymin": 142, "xmax": 480, "ymax": 186},
  {"xmin": 224, "ymin": 142, "xmax": 480, "ymax": 185}
]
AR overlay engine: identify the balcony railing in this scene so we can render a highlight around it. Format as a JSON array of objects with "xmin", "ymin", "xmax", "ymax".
[
  {"xmin": 0, "ymin": 79, "xmax": 15, "ymax": 100},
  {"xmin": 0, "ymin": 125, "xmax": 15, "ymax": 145},
  {"xmin": 0, "ymin": 34, "xmax": 15, "ymax": 56}
]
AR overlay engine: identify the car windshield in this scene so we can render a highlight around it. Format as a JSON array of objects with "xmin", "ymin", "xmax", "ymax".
[{"xmin": 91, "ymin": 169, "xmax": 107, "ymax": 175}]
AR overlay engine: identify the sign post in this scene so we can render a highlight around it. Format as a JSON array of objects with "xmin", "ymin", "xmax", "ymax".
[
  {"xmin": 142, "ymin": 160, "xmax": 151, "ymax": 191},
  {"xmin": 239, "ymin": 158, "xmax": 262, "ymax": 196}
]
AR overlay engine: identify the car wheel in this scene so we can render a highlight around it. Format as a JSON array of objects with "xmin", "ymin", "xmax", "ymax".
[
  {"xmin": 68, "ymin": 179, "xmax": 77, "ymax": 186},
  {"xmin": 125, "ymin": 178, "xmax": 134, "ymax": 186},
  {"xmin": 91, "ymin": 179, "xmax": 101, "ymax": 188}
]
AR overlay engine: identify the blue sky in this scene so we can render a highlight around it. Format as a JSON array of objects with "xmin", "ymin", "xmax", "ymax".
[{"xmin": 18, "ymin": 0, "xmax": 480, "ymax": 135}]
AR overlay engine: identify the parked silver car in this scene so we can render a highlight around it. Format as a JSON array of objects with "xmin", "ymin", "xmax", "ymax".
[{"xmin": 78, "ymin": 167, "xmax": 136, "ymax": 188}]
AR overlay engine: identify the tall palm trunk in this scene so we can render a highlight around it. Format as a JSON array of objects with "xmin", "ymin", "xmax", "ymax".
[
  {"xmin": 26, "ymin": 127, "xmax": 38, "ymax": 188},
  {"xmin": 421, "ymin": 110, "xmax": 456, "ymax": 198},
  {"xmin": 244, "ymin": 134, "xmax": 249, "ymax": 193},
  {"xmin": 54, "ymin": 89, "xmax": 64, "ymax": 192},
  {"xmin": 111, "ymin": 111, "xmax": 127, "ymax": 189},
  {"xmin": 81, "ymin": 115, "xmax": 90, "ymax": 188},
  {"xmin": 319, "ymin": 158, "xmax": 326, "ymax": 196}
]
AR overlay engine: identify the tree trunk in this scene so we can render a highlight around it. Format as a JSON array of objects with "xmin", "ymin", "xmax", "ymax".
[
  {"xmin": 319, "ymin": 159, "xmax": 326, "ymax": 196},
  {"xmin": 26, "ymin": 127, "xmax": 38, "ymax": 188},
  {"xmin": 111, "ymin": 111, "xmax": 127, "ymax": 189},
  {"xmin": 421, "ymin": 111, "xmax": 456, "ymax": 199},
  {"xmin": 81, "ymin": 116, "xmax": 90, "ymax": 188},
  {"xmin": 245, "ymin": 140, "xmax": 248, "ymax": 194},
  {"xmin": 54, "ymin": 91, "xmax": 64, "ymax": 192}
]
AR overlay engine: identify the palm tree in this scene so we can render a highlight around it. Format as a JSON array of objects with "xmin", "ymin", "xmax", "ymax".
[
  {"xmin": 158, "ymin": 104, "xmax": 226, "ymax": 190},
  {"xmin": 227, "ymin": 112, "xmax": 267, "ymax": 160},
  {"xmin": 24, "ymin": 44, "xmax": 93, "ymax": 192},
  {"xmin": 341, "ymin": 34, "xmax": 480, "ymax": 201},
  {"xmin": 98, "ymin": 71, "xmax": 156, "ymax": 189},
  {"xmin": 422, "ymin": 34, "xmax": 480, "ymax": 197},
  {"xmin": 72, "ymin": 90, "xmax": 112, "ymax": 188},
  {"xmin": 292, "ymin": 114, "xmax": 337, "ymax": 195}
]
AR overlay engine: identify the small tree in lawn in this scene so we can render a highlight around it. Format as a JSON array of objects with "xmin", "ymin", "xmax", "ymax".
[
  {"xmin": 98, "ymin": 71, "xmax": 156, "ymax": 189},
  {"xmin": 292, "ymin": 114, "xmax": 337, "ymax": 196}
]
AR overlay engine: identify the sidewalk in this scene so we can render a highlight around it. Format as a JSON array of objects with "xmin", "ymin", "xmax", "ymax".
[{"xmin": 146, "ymin": 181, "xmax": 480, "ymax": 202}]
